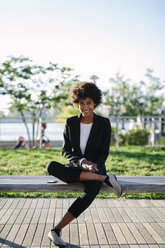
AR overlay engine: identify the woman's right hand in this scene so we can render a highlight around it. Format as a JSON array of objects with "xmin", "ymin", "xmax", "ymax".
[{"xmin": 82, "ymin": 159, "xmax": 98, "ymax": 173}]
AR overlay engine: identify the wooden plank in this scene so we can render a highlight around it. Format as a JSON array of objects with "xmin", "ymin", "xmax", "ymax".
[
  {"xmin": 31, "ymin": 224, "xmax": 45, "ymax": 247},
  {"xmin": 136, "ymin": 208, "xmax": 155, "ymax": 223},
  {"xmin": 154, "ymin": 223, "xmax": 165, "ymax": 240},
  {"xmin": 95, "ymin": 199, "xmax": 103, "ymax": 208},
  {"xmin": 0, "ymin": 199, "xmax": 8, "ymax": 210},
  {"xmin": 117, "ymin": 208, "xmax": 132, "ymax": 223},
  {"xmin": 130, "ymin": 208, "xmax": 148, "ymax": 223},
  {"xmin": 101, "ymin": 199, "xmax": 109, "ymax": 208},
  {"xmin": 138, "ymin": 199, "xmax": 155, "ymax": 208},
  {"xmin": 144, "ymin": 208, "xmax": 163, "ymax": 223},
  {"xmin": 1, "ymin": 224, "xmax": 20, "ymax": 248},
  {"xmin": 36, "ymin": 198, "xmax": 45, "ymax": 208},
  {"xmin": 77, "ymin": 211, "xmax": 85, "ymax": 224},
  {"xmin": 13, "ymin": 223, "xmax": 29, "ymax": 246},
  {"xmin": 111, "ymin": 223, "xmax": 127, "ymax": 244},
  {"xmin": 0, "ymin": 208, "xmax": 15, "ymax": 225},
  {"xmin": 120, "ymin": 245, "xmax": 131, "ymax": 248},
  {"xmin": 113, "ymin": 199, "xmax": 123, "ymax": 208},
  {"xmin": 31, "ymin": 208, "xmax": 42, "ymax": 224},
  {"xmin": 39, "ymin": 209, "xmax": 48, "ymax": 224},
  {"xmin": 78, "ymin": 223, "xmax": 89, "ymax": 246},
  {"xmin": 90, "ymin": 207, "xmax": 100, "ymax": 223},
  {"xmin": 0, "ymin": 209, "xmax": 8, "ymax": 222},
  {"xmin": 150, "ymin": 200, "xmax": 162, "ymax": 207},
  {"xmin": 102, "ymin": 223, "xmax": 118, "ymax": 245},
  {"xmin": 130, "ymin": 245, "xmax": 140, "ymax": 248},
  {"xmin": 128, "ymin": 200, "xmax": 142, "ymax": 208},
  {"xmin": 0, "ymin": 175, "xmax": 165, "ymax": 193},
  {"xmin": 97, "ymin": 208, "xmax": 109, "ymax": 223},
  {"xmin": 8, "ymin": 199, "xmax": 20, "ymax": 210},
  {"xmin": 46, "ymin": 208, "xmax": 55, "ymax": 224},
  {"xmin": 126, "ymin": 223, "xmax": 146, "ymax": 244},
  {"xmin": 30, "ymin": 199, "xmax": 39, "ymax": 208},
  {"xmin": 23, "ymin": 198, "xmax": 33, "ymax": 208},
  {"xmin": 154, "ymin": 200, "xmax": 165, "ymax": 207},
  {"xmin": 43, "ymin": 199, "xmax": 51, "ymax": 209},
  {"xmin": 100, "ymin": 245, "xmax": 111, "ymax": 248},
  {"xmin": 0, "ymin": 224, "xmax": 12, "ymax": 247},
  {"xmin": 61, "ymin": 223, "xmax": 69, "ymax": 244},
  {"xmin": 49, "ymin": 198, "xmax": 57, "ymax": 209},
  {"xmin": 62, "ymin": 198, "xmax": 70, "ymax": 209},
  {"xmin": 110, "ymin": 245, "xmax": 123, "ymax": 248},
  {"xmin": 16, "ymin": 198, "xmax": 27, "ymax": 209},
  {"xmin": 41, "ymin": 223, "xmax": 52, "ymax": 247},
  {"xmin": 135, "ymin": 223, "xmax": 156, "ymax": 243},
  {"xmin": 151, "ymin": 207, "xmax": 165, "ymax": 222},
  {"xmin": 22, "ymin": 223, "xmax": 37, "ymax": 247},
  {"xmin": 23, "ymin": 208, "xmax": 35, "ymax": 224},
  {"xmin": 84, "ymin": 208, "xmax": 93, "ymax": 223},
  {"xmin": 142, "ymin": 223, "xmax": 165, "ymax": 243},
  {"xmin": 94, "ymin": 223, "xmax": 108, "ymax": 245},
  {"xmin": 149, "ymin": 245, "xmax": 160, "ymax": 248},
  {"xmin": 103, "ymin": 207, "xmax": 116, "ymax": 223},
  {"xmin": 70, "ymin": 223, "xmax": 79, "ymax": 245},
  {"xmin": 15, "ymin": 208, "xmax": 29, "ymax": 224},
  {"xmin": 7, "ymin": 208, "xmax": 21, "ymax": 224},
  {"xmin": 56, "ymin": 198, "xmax": 63, "ymax": 208},
  {"xmin": 86, "ymin": 222, "xmax": 98, "ymax": 245},
  {"xmin": 54, "ymin": 208, "xmax": 63, "ymax": 225},
  {"xmin": 111, "ymin": 208, "xmax": 124, "ymax": 223},
  {"xmin": 107, "ymin": 199, "xmax": 116, "ymax": 208},
  {"xmin": 118, "ymin": 223, "xmax": 137, "ymax": 244}
]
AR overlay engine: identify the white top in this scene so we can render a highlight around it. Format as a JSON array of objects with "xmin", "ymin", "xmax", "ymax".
[{"xmin": 80, "ymin": 122, "xmax": 93, "ymax": 155}]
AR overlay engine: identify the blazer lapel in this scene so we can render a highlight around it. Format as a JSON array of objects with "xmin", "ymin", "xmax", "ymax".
[
  {"xmin": 74, "ymin": 114, "xmax": 82, "ymax": 155},
  {"xmin": 84, "ymin": 113, "xmax": 99, "ymax": 155}
]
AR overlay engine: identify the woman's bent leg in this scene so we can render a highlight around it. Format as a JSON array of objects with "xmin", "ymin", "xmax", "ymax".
[
  {"xmin": 68, "ymin": 180, "xmax": 102, "ymax": 218},
  {"xmin": 46, "ymin": 161, "xmax": 81, "ymax": 183},
  {"xmin": 54, "ymin": 180, "xmax": 102, "ymax": 232},
  {"xmin": 47, "ymin": 161, "xmax": 107, "ymax": 183}
]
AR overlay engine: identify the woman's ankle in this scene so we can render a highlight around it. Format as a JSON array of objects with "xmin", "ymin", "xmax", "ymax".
[{"xmin": 51, "ymin": 228, "xmax": 61, "ymax": 236}]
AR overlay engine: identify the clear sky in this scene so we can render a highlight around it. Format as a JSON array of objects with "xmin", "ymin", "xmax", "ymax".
[{"xmin": 0, "ymin": 0, "xmax": 165, "ymax": 110}]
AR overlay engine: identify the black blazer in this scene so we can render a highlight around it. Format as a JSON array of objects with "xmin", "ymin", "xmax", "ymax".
[{"xmin": 62, "ymin": 113, "xmax": 111, "ymax": 175}]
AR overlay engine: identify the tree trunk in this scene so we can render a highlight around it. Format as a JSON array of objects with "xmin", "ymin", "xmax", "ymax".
[
  {"xmin": 32, "ymin": 113, "xmax": 36, "ymax": 148},
  {"xmin": 35, "ymin": 110, "xmax": 42, "ymax": 148},
  {"xmin": 20, "ymin": 111, "xmax": 32, "ymax": 148}
]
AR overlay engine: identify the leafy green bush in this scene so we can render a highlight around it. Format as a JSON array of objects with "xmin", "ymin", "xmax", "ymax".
[
  {"xmin": 120, "ymin": 128, "xmax": 150, "ymax": 146},
  {"xmin": 111, "ymin": 126, "xmax": 116, "ymax": 146},
  {"xmin": 155, "ymin": 135, "xmax": 165, "ymax": 145}
]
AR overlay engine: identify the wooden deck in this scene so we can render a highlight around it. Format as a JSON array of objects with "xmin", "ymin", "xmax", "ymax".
[{"xmin": 0, "ymin": 198, "xmax": 165, "ymax": 247}]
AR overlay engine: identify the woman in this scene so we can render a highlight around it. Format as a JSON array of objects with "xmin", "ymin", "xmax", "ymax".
[{"xmin": 47, "ymin": 82, "xmax": 122, "ymax": 246}]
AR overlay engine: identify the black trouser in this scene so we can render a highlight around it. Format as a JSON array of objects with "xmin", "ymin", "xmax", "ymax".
[{"xmin": 47, "ymin": 161, "xmax": 102, "ymax": 218}]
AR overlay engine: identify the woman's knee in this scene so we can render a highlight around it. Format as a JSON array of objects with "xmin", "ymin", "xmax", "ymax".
[
  {"xmin": 84, "ymin": 181, "xmax": 102, "ymax": 198},
  {"xmin": 46, "ymin": 161, "xmax": 56, "ymax": 174}
]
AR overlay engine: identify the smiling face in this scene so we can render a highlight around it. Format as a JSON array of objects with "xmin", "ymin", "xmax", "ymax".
[{"xmin": 78, "ymin": 97, "xmax": 95, "ymax": 118}]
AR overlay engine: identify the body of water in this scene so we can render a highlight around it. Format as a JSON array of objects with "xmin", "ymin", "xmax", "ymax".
[
  {"xmin": 0, "ymin": 122, "xmax": 65, "ymax": 141},
  {"xmin": 0, "ymin": 120, "xmax": 132, "ymax": 141}
]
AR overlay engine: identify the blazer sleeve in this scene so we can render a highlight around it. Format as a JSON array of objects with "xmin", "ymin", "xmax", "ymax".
[
  {"xmin": 96, "ymin": 119, "xmax": 111, "ymax": 174},
  {"xmin": 62, "ymin": 119, "xmax": 82, "ymax": 166}
]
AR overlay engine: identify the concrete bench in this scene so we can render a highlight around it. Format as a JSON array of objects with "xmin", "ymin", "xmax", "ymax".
[{"xmin": 0, "ymin": 176, "xmax": 165, "ymax": 194}]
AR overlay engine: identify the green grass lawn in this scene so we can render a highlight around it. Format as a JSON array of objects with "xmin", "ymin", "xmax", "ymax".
[{"xmin": 0, "ymin": 146, "xmax": 165, "ymax": 199}]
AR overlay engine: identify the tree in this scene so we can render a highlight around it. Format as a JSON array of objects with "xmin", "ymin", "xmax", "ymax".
[
  {"xmin": 0, "ymin": 56, "xmax": 77, "ymax": 148},
  {"xmin": 103, "ymin": 69, "xmax": 164, "ymax": 116}
]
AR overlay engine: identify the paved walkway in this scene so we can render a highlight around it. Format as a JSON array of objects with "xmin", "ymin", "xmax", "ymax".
[{"xmin": 0, "ymin": 198, "xmax": 165, "ymax": 248}]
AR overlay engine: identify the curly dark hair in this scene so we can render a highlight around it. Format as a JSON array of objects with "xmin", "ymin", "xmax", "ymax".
[{"xmin": 70, "ymin": 82, "xmax": 102, "ymax": 108}]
